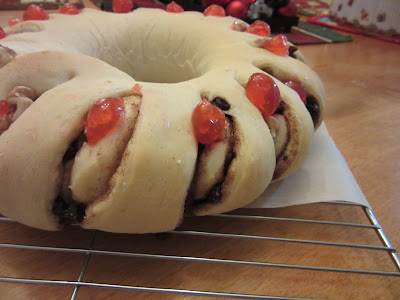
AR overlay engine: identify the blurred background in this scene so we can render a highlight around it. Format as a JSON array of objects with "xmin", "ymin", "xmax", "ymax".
[{"xmin": 1, "ymin": 0, "xmax": 398, "ymax": 43}]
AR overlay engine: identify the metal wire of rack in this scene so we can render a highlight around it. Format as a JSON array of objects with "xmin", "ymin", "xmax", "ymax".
[{"xmin": 0, "ymin": 202, "xmax": 399, "ymax": 299}]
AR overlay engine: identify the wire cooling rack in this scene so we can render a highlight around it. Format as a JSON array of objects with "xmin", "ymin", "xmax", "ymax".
[{"xmin": 0, "ymin": 202, "xmax": 399, "ymax": 299}]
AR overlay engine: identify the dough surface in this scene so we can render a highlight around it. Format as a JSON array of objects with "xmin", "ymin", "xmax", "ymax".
[{"xmin": 0, "ymin": 8, "xmax": 325, "ymax": 233}]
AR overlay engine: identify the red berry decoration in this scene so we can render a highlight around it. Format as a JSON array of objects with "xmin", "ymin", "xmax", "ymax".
[
  {"xmin": 0, "ymin": 27, "xmax": 7, "ymax": 40},
  {"xmin": 284, "ymin": 79, "xmax": 307, "ymax": 104},
  {"xmin": 246, "ymin": 20, "xmax": 271, "ymax": 37},
  {"xmin": 23, "ymin": 4, "xmax": 49, "ymax": 21},
  {"xmin": 84, "ymin": 97, "xmax": 125, "ymax": 146},
  {"xmin": 166, "ymin": 1, "xmax": 184, "ymax": 13},
  {"xmin": 263, "ymin": 34, "xmax": 290, "ymax": 56},
  {"xmin": 112, "ymin": 0, "xmax": 134, "ymax": 13},
  {"xmin": 192, "ymin": 99, "xmax": 225, "ymax": 145},
  {"xmin": 0, "ymin": 100, "xmax": 10, "ymax": 118},
  {"xmin": 59, "ymin": 4, "xmax": 80, "ymax": 15},
  {"xmin": 204, "ymin": 4, "xmax": 226, "ymax": 17},
  {"xmin": 8, "ymin": 18, "xmax": 22, "ymax": 27},
  {"xmin": 246, "ymin": 73, "xmax": 281, "ymax": 117},
  {"xmin": 225, "ymin": 1, "xmax": 248, "ymax": 19}
]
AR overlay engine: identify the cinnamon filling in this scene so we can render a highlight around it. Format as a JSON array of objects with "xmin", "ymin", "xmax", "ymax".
[
  {"xmin": 185, "ymin": 113, "xmax": 236, "ymax": 210},
  {"xmin": 62, "ymin": 133, "xmax": 86, "ymax": 163},
  {"xmin": 261, "ymin": 67, "xmax": 320, "ymax": 128},
  {"xmin": 211, "ymin": 97, "xmax": 230, "ymax": 111},
  {"xmin": 53, "ymin": 132, "xmax": 87, "ymax": 225},
  {"xmin": 195, "ymin": 139, "xmax": 236, "ymax": 206},
  {"xmin": 0, "ymin": 86, "xmax": 37, "ymax": 135},
  {"xmin": 0, "ymin": 46, "xmax": 17, "ymax": 68},
  {"xmin": 288, "ymin": 46, "xmax": 298, "ymax": 59},
  {"xmin": 52, "ymin": 196, "xmax": 86, "ymax": 226},
  {"xmin": 305, "ymin": 95, "xmax": 319, "ymax": 127},
  {"xmin": 70, "ymin": 96, "xmax": 141, "ymax": 205},
  {"xmin": 52, "ymin": 95, "xmax": 142, "ymax": 225},
  {"xmin": 275, "ymin": 101, "xmax": 284, "ymax": 114},
  {"xmin": 265, "ymin": 113, "xmax": 289, "ymax": 159}
]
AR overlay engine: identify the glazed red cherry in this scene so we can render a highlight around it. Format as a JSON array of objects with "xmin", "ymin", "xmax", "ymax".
[
  {"xmin": 23, "ymin": 4, "xmax": 49, "ymax": 21},
  {"xmin": 246, "ymin": 20, "xmax": 271, "ymax": 37},
  {"xmin": 8, "ymin": 18, "xmax": 21, "ymax": 27},
  {"xmin": 59, "ymin": 4, "xmax": 80, "ymax": 15},
  {"xmin": 263, "ymin": 34, "xmax": 290, "ymax": 56},
  {"xmin": 192, "ymin": 99, "xmax": 225, "ymax": 145},
  {"xmin": 204, "ymin": 4, "xmax": 226, "ymax": 17},
  {"xmin": 284, "ymin": 79, "xmax": 307, "ymax": 103},
  {"xmin": 246, "ymin": 73, "xmax": 280, "ymax": 117},
  {"xmin": 0, "ymin": 27, "xmax": 7, "ymax": 40},
  {"xmin": 0, "ymin": 100, "xmax": 9, "ymax": 118},
  {"xmin": 166, "ymin": 1, "xmax": 184, "ymax": 13},
  {"xmin": 112, "ymin": 0, "xmax": 134, "ymax": 13},
  {"xmin": 84, "ymin": 97, "xmax": 125, "ymax": 146}
]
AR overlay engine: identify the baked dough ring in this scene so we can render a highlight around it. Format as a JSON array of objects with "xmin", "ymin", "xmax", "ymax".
[
  {"xmin": 0, "ymin": 51, "xmax": 274, "ymax": 232},
  {"xmin": 0, "ymin": 8, "xmax": 324, "ymax": 179},
  {"xmin": 0, "ymin": 8, "xmax": 325, "ymax": 232}
]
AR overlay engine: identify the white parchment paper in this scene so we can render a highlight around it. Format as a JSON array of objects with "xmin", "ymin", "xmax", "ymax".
[{"xmin": 246, "ymin": 123, "xmax": 370, "ymax": 208}]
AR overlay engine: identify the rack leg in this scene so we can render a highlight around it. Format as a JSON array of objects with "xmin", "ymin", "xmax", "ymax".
[
  {"xmin": 363, "ymin": 206, "xmax": 400, "ymax": 272},
  {"xmin": 70, "ymin": 231, "xmax": 97, "ymax": 300}
]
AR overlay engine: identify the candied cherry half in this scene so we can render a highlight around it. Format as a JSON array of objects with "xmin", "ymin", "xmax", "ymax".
[
  {"xmin": 8, "ymin": 18, "xmax": 21, "ymax": 27},
  {"xmin": 263, "ymin": 34, "xmax": 290, "ymax": 56},
  {"xmin": 246, "ymin": 73, "xmax": 280, "ymax": 117},
  {"xmin": 166, "ymin": 1, "xmax": 184, "ymax": 13},
  {"xmin": 0, "ymin": 27, "xmax": 7, "ymax": 40},
  {"xmin": 84, "ymin": 97, "xmax": 125, "ymax": 146},
  {"xmin": 246, "ymin": 20, "xmax": 271, "ymax": 37},
  {"xmin": 192, "ymin": 99, "xmax": 225, "ymax": 145},
  {"xmin": 0, "ymin": 100, "xmax": 10, "ymax": 118},
  {"xmin": 59, "ymin": 4, "xmax": 80, "ymax": 15},
  {"xmin": 284, "ymin": 79, "xmax": 307, "ymax": 104},
  {"xmin": 204, "ymin": 4, "xmax": 226, "ymax": 17},
  {"xmin": 23, "ymin": 4, "xmax": 49, "ymax": 21},
  {"xmin": 112, "ymin": 0, "xmax": 134, "ymax": 13}
]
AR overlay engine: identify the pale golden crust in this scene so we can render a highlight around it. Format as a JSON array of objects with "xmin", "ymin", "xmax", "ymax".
[
  {"xmin": 0, "ymin": 52, "xmax": 135, "ymax": 230},
  {"xmin": 70, "ymin": 95, "xmax": 141, "ymax": 204},
  {"xmin": 188, "ymin": 70, "xmax": 275, "ymax": 216},
  {"xmin": 191, "ymin": 119, "xmax": 234, "ymax": 200},
  {"xmin": 0, "ymin": 8, "xmax": 325, "ymax": 232},
  {"xmin": 82, "ymin": 83, "xmax": 200, "ymax": 233}
]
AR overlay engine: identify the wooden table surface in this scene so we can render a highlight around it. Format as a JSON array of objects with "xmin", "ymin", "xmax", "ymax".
[{"xmin": 0, "ymin": 4, "xmax": 399, "ymax": 299}]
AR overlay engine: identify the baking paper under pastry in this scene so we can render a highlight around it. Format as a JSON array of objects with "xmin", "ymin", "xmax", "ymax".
[{"xmin": 247, "ymin": 123, "xmax": 370, "ymax": 209}]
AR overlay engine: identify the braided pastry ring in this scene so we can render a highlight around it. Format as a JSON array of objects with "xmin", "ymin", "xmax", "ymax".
[{"xmin": 0, "ymin": 8, "xmax": 325, "ymax": 233}]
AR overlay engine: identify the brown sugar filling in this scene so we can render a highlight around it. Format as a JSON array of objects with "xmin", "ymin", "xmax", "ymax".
[{"xmin": 185, "ymin": 108, "xmax": 236, "ymax": 212}]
